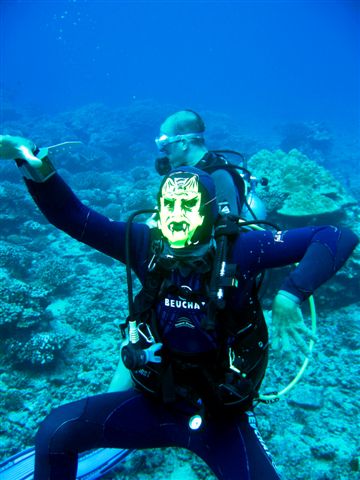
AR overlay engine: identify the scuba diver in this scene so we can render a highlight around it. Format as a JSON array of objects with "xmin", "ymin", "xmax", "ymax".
[
  {"xmin": 154, "ymin": 109, "xmax": 267, "ymax": 219},
  {"xmin": 0, "ymin": 134, "xmax": 358, "ymax": 480}
]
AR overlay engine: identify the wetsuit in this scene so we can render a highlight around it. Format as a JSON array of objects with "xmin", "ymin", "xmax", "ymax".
[
  {"xmin": 26, "ymin": 174, "xmax": 357, "ymax": 480},
  {"xmin": 195, "ymin": 151, "xmax": 244, "ymax": 214}
]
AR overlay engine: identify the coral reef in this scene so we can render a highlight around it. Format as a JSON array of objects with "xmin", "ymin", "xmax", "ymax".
[
  {"xmin": 0, "ymin": 275, "xmax": 50, "ymax": 332},
  {"xmin": 6, "ymin": 332, "xmax": 70, "ymax": 367},
  {"xmin": 0, "ymin": 241, "xmax": 33, "ymax": 277},
  {"xmin": 34, "ymin": 257, "xmax": 76, "ymax": 292},
  {"xmin": 248, "ymin": 148, "xmax": 357, "ymax": 222},
  {"xmin": 0, "ymin": 101, "xmax": 359, "ymax": 480},
  {"xmin": 246, "ymin": 148, "xmax": 360, "ymax": 309}
]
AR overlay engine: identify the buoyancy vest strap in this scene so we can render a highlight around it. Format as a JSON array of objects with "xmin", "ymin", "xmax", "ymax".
[
  {"xmin": 131, "ymin": 271, "xmax": 163, "ymax": 318},
  {"xmin": 198, "ymin": 151, "xmax": 248, "ymax": 213},
  {"xmin": 125, "ymin": 208, "xmax": 158, "ymax": 339},
  {"xmin": 203, "ymin": 215, "xmax": 241, "ymax": 331},
  {"xmin": 204, "ymin": 235, "xmax": 229, "ymax": 331}
]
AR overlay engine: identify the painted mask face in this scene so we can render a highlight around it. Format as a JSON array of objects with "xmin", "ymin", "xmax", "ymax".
[{"xmin": 158, "ymin": 174, "xmax": 204, "ymax": 248}]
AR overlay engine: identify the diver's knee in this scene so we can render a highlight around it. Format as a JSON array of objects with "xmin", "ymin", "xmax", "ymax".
[{"xmin": 35, "ymin": 399, "xmax": 88, "ymax": 453}]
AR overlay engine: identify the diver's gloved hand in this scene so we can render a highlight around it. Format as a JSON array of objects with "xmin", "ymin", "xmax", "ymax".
[
  {"xmin": 271, "ymin": 291, "xmax": 315, "ymax": 360},
  {"xmin": 0, "ymin": 134, "xmax": 42, "ymax": 167}
]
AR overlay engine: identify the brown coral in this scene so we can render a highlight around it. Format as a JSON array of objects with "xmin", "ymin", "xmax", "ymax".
[{"xmin": 248, "ymin": 149, "xmax": 357, "ymax": 222}]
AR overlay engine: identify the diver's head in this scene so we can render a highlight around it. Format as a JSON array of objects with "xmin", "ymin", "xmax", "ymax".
[
  {"xmin": 155, "ymin": 110, "xmax": 207, "ymax": 170},
  {"xmin": 157, "ymin": 166, "xmax": 218, "ymax": 248}
]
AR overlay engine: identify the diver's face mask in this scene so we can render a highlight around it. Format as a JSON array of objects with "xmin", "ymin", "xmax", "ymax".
[
  {"xmin": 155, "ymin": 132, "xmax": 204, "ymax": 175},
  {"xmin": 158, "ymin": 173, "xmax": 204, "ymax": 248},
  {"xmin": 155, "ymin": 132, "xmax": 204, "ymax": 154}
]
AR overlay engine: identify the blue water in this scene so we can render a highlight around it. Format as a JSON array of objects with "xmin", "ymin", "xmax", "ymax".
[{"xmin": 1, "ymin": 0, "xmax": 359, "ymax": 137}]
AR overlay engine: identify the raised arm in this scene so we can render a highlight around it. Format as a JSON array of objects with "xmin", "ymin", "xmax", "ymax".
[{"xmin": 0, "ymin": 135, "xmax": 151, "ymax": 271}]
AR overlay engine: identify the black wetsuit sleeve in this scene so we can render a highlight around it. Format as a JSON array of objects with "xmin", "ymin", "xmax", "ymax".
[
  {"xmin": 234, "ymin": 226, "xmax": 358, "ymax": 302},
  {"xmin": 24, "ymin": 173, "xmax": 150, "ymax": 275}
]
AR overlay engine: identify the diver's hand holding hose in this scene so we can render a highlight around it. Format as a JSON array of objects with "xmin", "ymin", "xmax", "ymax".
[
  {"xmin": 0, "ymin": 134, "xmax": 42, "ymax": 166},
  {"xmin": 271, "ymin": 291, "xmax": 315, "ymax": 360}
]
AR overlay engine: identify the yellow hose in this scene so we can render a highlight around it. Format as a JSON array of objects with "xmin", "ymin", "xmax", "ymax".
[
  {"xmin": 237, "ymin": 219, "xmax": 318, "ymax": 402},
  {"xmin": 258, "ymin": 295, "xmax": 317, "ymax": 402}
]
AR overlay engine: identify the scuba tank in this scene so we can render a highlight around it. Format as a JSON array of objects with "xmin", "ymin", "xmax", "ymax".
[
  {"xmin": 210, "ymin": 149, "xmax": 268, "ymax": 221},
  {"xmin": 241, "ymin": 174, "xmax": 268, "ymax": 221}
]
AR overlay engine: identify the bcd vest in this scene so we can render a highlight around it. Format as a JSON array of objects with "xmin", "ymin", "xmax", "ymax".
[{"xmin": 127, "ymin": 228, "xmax": 269, "ymax": 414}]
